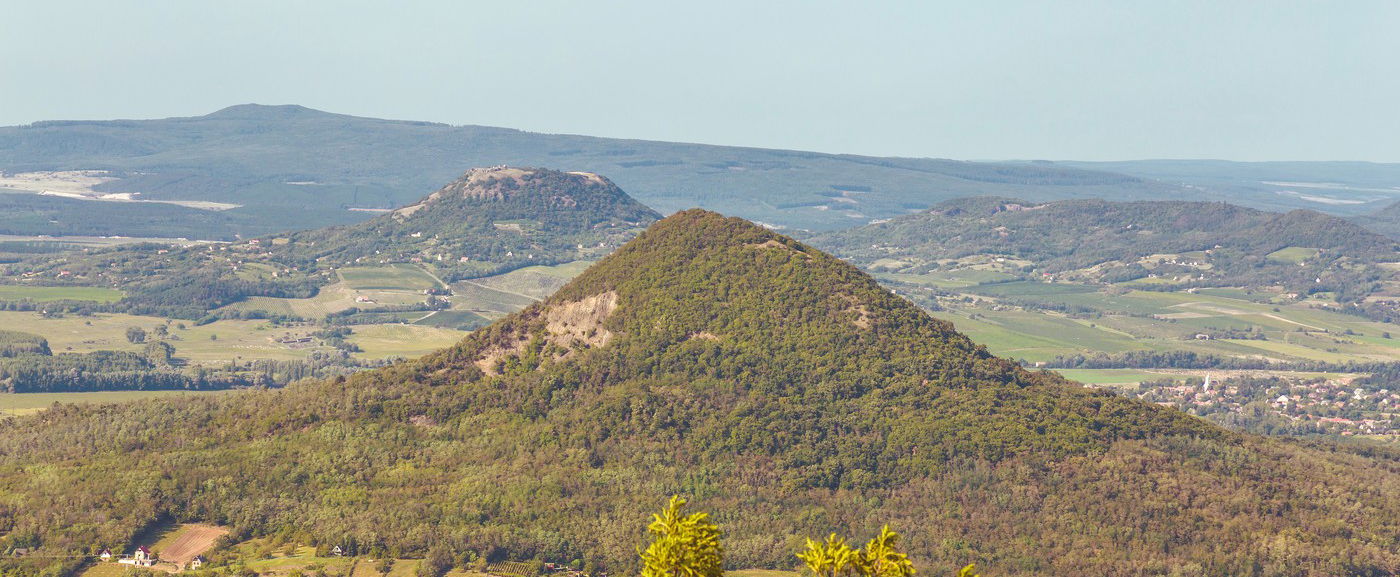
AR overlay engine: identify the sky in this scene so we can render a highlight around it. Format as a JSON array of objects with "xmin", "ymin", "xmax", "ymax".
[{"xmin": 2, "ymin": 1, "xmax": 1398, "ymax": 162}]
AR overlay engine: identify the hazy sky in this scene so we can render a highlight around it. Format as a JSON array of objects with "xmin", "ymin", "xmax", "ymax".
[{"xmin": 3, "ymin": 1, "xmax": 1397, "ymax": 161}]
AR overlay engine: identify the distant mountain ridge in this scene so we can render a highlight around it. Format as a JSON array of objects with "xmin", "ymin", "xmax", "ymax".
[
  {"xmin": 0, "ymin": 104, "xmax": 1188, "ymax": 235},
  {"xmin": 0, "ymin": 167, "xmax": 658, "ymax": 317},
  {"xmin": 0, "ymin": 210, "xmax": 1396, "ymax": 577},
  {"xmin": 1353, "ymin": 199, "xmax": 1400, "ymax": 239}
]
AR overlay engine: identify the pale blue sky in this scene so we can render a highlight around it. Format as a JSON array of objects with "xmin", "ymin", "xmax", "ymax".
[{"xmin": 3, "ymin": 1, "xmax": 1397, "ymax": 161}]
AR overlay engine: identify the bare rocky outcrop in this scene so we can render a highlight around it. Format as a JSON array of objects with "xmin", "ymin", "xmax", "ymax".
[{"xmin": 475, "ymin": 291, "xmax": 619, "ymax": 375}]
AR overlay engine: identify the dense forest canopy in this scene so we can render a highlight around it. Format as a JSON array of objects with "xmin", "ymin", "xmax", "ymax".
[
  {"xmin": 1353, "ymin": 200, "xmax": 1400, "ymax": 240},
  {"xmin": 0, "ymin": 210, "xmax": 1396, "ymax": 577}
]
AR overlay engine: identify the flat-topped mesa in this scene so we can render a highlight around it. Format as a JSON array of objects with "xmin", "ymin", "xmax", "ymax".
[
  {"xmin": 276, "ymin": 166, "xmax": 659, "ymax": 277},
  {"xmin": 393, "ymin": 166, "xmax": 645, "ymax": 218}
]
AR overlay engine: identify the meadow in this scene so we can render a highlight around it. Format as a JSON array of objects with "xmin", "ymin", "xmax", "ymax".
[
  {"xmin": 905, "ymin": 265, "xmax": 1400, "ymax": 368},
  {"xmin": 0, "ymin": 285, "xmax": 125, "ymax": 302}
]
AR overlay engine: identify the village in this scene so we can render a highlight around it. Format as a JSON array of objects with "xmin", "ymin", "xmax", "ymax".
[{"xmin": 1133, "ymin": 373, "xmax": 1399, "ymax": 437}]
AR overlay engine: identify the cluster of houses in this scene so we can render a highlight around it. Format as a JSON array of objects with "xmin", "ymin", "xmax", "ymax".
[{"xmin": 95, "ymin": 546, "xmax": 206, "ymax": 571}]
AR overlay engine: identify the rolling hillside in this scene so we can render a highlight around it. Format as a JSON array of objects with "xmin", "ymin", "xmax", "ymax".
[
  {"xmin": 810, "ymin": 197, "xmax": 1400, "ymax": 302},
  {"xmin": 0, "ymin": 211, "xmax": 1396, "ymax": 577},
  {"xmin": 1354, "ymin": 200, "xmax": 1400, "ymax": 240},
  {"xmin": 0, "ymin": 167, "xmax": 655, "ymax": 318},
  {"xmin": 0, "ymin": 105, "xmax": 1185, "ymax": 235}
]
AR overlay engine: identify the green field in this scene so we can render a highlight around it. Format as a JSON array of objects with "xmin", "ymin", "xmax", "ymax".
[
  {"xmin": 875, "ymin": 269, "xmax": 1017, "ymax": 289},
  {"xmin": 965, "ymin": 280, "xmax": 1099, "ymax": 297},
  {"xmin": 1051, "ymin": 368, "xmax": 1185, "ymax": 386},
  {"xmin": 1266, "ymin": 246, "xmax": 1321, "ymax": 264},
  {"xmin": 0, "ymin": 390, "xmax": 229, "ymax": 416},
  {"xmin": 469, "ymin": 261, "xmax": 593, "ymax": 299},
  {"xmin": 341, "ymin": 264, "xmax": 444, "ymax": 290},
  {"xmin": 905, "ymin": 272, "xmax": 1400, "ymax": 365},
  {"xmin": 415, "ymin": 309, "xmax": 492, "ymax": 330},
  {"xmin": 349, "ymin": 324, "xmax": 467, "ymax": 359},
  {"xmin": 0, "ymin": 285, "xmax": 124, "ymax": 302}
]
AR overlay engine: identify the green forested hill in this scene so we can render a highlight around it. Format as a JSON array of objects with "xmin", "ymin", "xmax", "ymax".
[
  {"xmin": 276, "ymin": 167, "xmax": 658, "ymax": 275},
  {"xmin": 810, "ymin": 197, "xmax": 1399, "ymax": 301},
  {"xmin": 1354, "ymin": 200, "xmax": 1400, "ymax": 240},
  {"xmin": 1, "ymin": 167, "xmax": 657, "ymax": 317},
  {"xmin": 0, "ymin": 211, "xmax": 1397, "ymax": 577}
]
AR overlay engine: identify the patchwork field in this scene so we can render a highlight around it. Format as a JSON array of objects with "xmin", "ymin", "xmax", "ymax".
[{"xmin": 902, "ymin": 270, "xmax": 1400, "ymax": 365}]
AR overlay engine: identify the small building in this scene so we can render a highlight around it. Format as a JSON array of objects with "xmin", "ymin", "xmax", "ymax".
[
  {"xmin": 99, "ymin": 549, "xmax": 113, "ymax": 561},
  {"xmin": 132, "ymin": 546, "xmax": 154, "ymax": 566},
  {"xmin": 331, "ymin": 545, "xmax": 345, "ymax": 557},
  {"xmin": 188, "ymin": 556, "xmax": 207, "ymax": 570}
]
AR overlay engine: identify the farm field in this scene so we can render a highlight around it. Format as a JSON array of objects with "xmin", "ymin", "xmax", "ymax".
[
  {"xmin": 341, "ymin": 263, "xmax": 444, "ymax": 290},
  {"xmin": 0, "ymin": 390, "xmax": 230, "ymax": 416},
  {"xmin": 0, "ymin": 285, "xmax": 124, "ymax": 302},
  {"xmin": 348, "ymin": 324, "xmax": 466, "ymax": 359},
  {"xmin": 1266, "ymin": 246, "xmax": 1321, "ymax": 264},
  {"xmin": 150, "ymin": 523, "xmax": 230, "ymax": 567},
  {"xmin": 1047, "ymin": 368, "xmax": 1184, "ymax": 386},
  {"xmin": 470, "ymin": 261, "xmax": 594, "ymax": 300},
  {"xmin": 899, "ymin": 269, "xmax": 1400, "ymax": 365}
]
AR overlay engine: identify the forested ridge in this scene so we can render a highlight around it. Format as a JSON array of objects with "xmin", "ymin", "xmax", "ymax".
[
  {"xmin": 0, "ymin": 211, "xmax": 1397, "ymax": 576},
  {"xmin": 810, "ymin": 196, "xmax": 1399, "ymax": 302},
  {"xmin": 0, "ymin": 168, "xmax": 658, "ymax": 318}
]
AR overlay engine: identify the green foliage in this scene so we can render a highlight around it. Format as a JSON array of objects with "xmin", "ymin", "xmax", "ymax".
[
  {"xmin": 0, "ymin": 330, "xmax": 49, "ymax": 357},
  {"xmin": 860, "ymin": 527, "xmax": 914, "ymax": 577},
  {"xmin": 0, "ymin": 211, "xmax": 1394, "ymax": 576},
  {"xmin": 639, "ymin": 496, "xmax": 723, "ymax": 577},
  {"xmin": 797, "ymin": 527, "xmax": 913, "ymax": 577},
  {"xmin": 797, "ymin": 535, "xmax": 859, "ymax": 577},
  {"xmin": 418, "ymin": 547, "xmax": 453, "ymax": 577}
]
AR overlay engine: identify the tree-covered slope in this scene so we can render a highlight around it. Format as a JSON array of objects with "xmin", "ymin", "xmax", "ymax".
[
  {"xmin": 810, "ymin": 197, "xmax": 1400, "ymax": 300},
  {"xmin": 0, "ymin": 167, "xmax": 657, "ymax": 317},
  {"xmin": 1354, "ymin": 200, "xmax": 1400, "ymax": 240},
  {"xmin": 0, "ymin": 211, "xmax": 1397, "ymax": 577},
  {"xmin": 277, "ymin": 166, "xmax": 658, "ymax": 274}
]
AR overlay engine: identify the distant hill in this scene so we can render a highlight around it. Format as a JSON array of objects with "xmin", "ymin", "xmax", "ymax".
[
  {"xmin": 273, "ymin": 166, "xmax": 658, "ymax": 275},
  {"xmin": 810, "ymin": 197, "xmax": 1400, "ymax": 304},
  {"xmin": 1, "ymin": 210, "xmax": 1397, "ymax": 577},
  {"xmin": 0, "ymin": 167, "xmax": 657, "ymax": 318},
  {"xmin": 1051, "ymin": 159, "xmax": 1400, "ymax": 217},
  {"xmin": 0, "ymin": 104, "xmax": 1187, "ymax": 234},
  {"xmin": 1353, "ymin": 200, "xmax": 1400, "ymax": 240}
]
